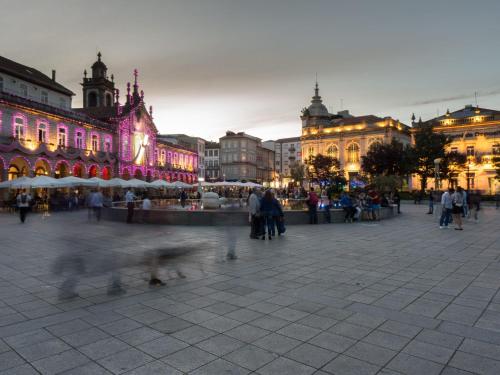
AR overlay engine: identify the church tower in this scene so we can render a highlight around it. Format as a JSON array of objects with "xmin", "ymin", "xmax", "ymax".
[{"xmin": 81, "ymin": 52, "xmax": 115, "ymax": 108}]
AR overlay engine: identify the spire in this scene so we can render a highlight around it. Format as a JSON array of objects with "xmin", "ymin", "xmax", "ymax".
[
  {"xmin": 411, "ymin": 113, "xmax": 416, "ymax": 122},
  {"xmin": 133, "ymin": 69, "xmax": 139, "ymax": 95},
  {"xmin": 149, "ymin": 105, "xmax": 153, "ymax": 118},
  {"xmin": 111, "ymin": 74, "xmax": 114, "ymax": 83},
  {"xmin": 126, "ymin": 82, "xmax": 131, "ymax": 104},
  {"xmin": 97, "ymin": 51, "xmax": 102, "ymax": 62},
  {"xmin": 83, "ymin": 69, "xmax": 87, "ymax": 79},
  {"xmin": 311, "ymin": 81, "xmax": 322, "ymax": 104},
  {"xmin": 115, "ymin": 89, "xmax": 120, "ymax": 104},
  {"xmin": 314, "ymin": 81, "xmax": 319, "ymax": 98}
]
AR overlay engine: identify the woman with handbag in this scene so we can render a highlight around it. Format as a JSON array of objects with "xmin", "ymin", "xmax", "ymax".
[{"xmin": 451, "ymin": 186, "xmax": 465, "ymax": 230}]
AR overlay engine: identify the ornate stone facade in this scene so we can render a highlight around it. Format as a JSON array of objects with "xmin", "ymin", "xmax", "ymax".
[{"xmin": 300, "ymin": 83, "xmax": 411, "ymax": 185}]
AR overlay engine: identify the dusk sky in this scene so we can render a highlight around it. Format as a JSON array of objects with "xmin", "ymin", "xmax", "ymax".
[{"xmin": 3, "ymin": 0, "xmax": 500, "ymax": 142}]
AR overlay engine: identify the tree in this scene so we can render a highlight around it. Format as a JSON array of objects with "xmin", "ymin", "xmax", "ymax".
[
  {"xmin": 361, "ymin": 139, "xmax": 414, "ymax": 177},
  {"xmin": 411, "ymin": 123, "xmax": 450, "ymax": 191},
  {"xmin": 440, "ymin": 152, "xmax": 467, "ymax": 184},
  {"xmin": 307, "ymin": 154, "xmax": 346, "ymax": 190},
  {"xmin": 289, "ymin": 162, "xmax": 305, "ymax": 184}
]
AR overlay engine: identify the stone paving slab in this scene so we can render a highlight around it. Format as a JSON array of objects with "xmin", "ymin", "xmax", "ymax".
[{"xmin": 0, "ymin": 205, "xmax": 498, "ymax": 374}]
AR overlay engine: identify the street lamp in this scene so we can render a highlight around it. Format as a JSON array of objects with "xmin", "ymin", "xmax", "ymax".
[{"xmin": 434, "ymin": 158, "xmax": 442, "ymax": 191}]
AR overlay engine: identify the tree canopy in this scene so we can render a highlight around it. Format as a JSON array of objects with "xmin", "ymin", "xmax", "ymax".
[
  {"xmin": 306, "ymin": 154, "xmax": 346, "ymax": 189},
  {"xmin": 361, "ymin": 139, "xmax": 413, "ymax": 177}
]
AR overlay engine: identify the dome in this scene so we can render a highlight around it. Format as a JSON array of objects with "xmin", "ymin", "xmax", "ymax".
[
  {"xmin": 306, "ymin": 82, "xmax": 330, "ymax": 117},
  {"xmin": 91, "ymin": 52, "xmax": 107, "ymax": 70}
]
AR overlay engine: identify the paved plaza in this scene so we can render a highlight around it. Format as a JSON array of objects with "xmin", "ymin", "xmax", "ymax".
[{"xmin": 0, "ymin": 205, "xmax": 499, "ymax": 374}]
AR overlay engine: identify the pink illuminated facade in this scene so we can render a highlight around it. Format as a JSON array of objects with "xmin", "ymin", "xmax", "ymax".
[{"xmin": 0, "ymin": 53, "xmax": 198, "ymax": 182}]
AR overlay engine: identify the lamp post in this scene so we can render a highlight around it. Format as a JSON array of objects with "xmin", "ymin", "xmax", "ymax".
[{"xmin": 434, "ymin": 158, "xmax": 442, "ymax": 191}]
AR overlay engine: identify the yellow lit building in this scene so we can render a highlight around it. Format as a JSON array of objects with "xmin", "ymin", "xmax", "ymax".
[
  {"xmin": 412, "ymin": 105, "xmax": 500, "ymax": 194},
  {"xmin": 300, "ymin": 83, "xmax": 411, "ymax": 186}
]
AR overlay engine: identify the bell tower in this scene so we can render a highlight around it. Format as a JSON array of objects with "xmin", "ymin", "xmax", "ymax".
[{"xmin": 81, "ymin": 52, "xmax": 115, "ymax": 108}]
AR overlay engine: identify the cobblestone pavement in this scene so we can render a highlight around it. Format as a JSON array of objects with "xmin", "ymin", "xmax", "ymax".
[{"xmin": 0, "ymin": 205, "xmax": 499, "ymax": 374}]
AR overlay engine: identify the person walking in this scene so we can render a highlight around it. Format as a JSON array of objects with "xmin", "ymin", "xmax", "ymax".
[
  {"xmin": 306, "ymin": 188, "xmax": 319, "ymax": 224},
  {"xmin": 427, "ymin": 188, "xmax": 434, "ymax": 214},
  {"xmin": 141, "ymin": 194, "xmax": 152, "ymax": 223},
  {"xmin": 470, "ymin": 190, "xmax": 481, "ymax": 223},
  {"xmin": 270, "ymin": 191, "xmax": 285, "ymax": 236},
  {"xmin": 90, "ymin": 189, "xmax": 104, "ymax": 222},
  {"xmin": 248, "ymin": 189, "xmax": 261, "ymax": 239},
  {"xmin": 462, "ymin": 189, "xmax": 469, "ymax": 218},
  {"xmin": 125, "ymin": 188, "xmax": 136, "ymax": 223},
  {"xmin": 16, "ymin": 189, "xmax": 31, "ymax": 223},
  {"xmin": 451, "ymin": 187, "xmax": 465, "ymax": 230},
  {"xmin": 439, "ymin": 188, "xmax": 453, "ymax": 229},
  {"xmin": 180, "ymin": 190, "xmax": 187, "ymax": 208}
]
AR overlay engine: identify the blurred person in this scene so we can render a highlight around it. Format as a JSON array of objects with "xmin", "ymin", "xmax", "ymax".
[
  {"xmin": 368, "ymin": 189, "xmax": 381, "ymax": 221},
  {"xmin": 90, "ymin": 188, "xmax": 104, "ymax": 222},
  {"xmin": 340, "ymin": 192, "xmax": 355, "ymax": 223},
  {"xmin": 248, "ymin": 188, "xmax": 261, "ymax": 239},
  {"xmin": 427, "ymin": 188, "xmax": 435, "ymax": 214},
  {"xmin": 470, "ymin": 190, "xmax": 481, "ymax": 223},
  {"xmin": 451, "ymin": 187, "xmax": 464, "ymax": 230},
  {"xmin": 16, "ymin": 189, "xmax": 31, "ymax": 223},
  {"xmin": 306, "ymin": 188, "xmax": 319, "ymax": 224},
  {"xmin": 392, "ymin": 189, "xmax": 401, "ymax": 214},
  {"xmin": 462, "ymin": 188, "xmax": 469, "ymax": 218},
  {"xmin": 439, "ymin": 188, "xmax": 454, "ymax": 229},
  {"xmin": 180, "ymin": 189, "xmax": 187, "ymax": 208},
  {"xmin": 125, "ymin": 188, "xmax": 136, "ymax": 223},
  {"xmin": 141, "ymin": 194, "xmax": 152, "ymax": 223}
]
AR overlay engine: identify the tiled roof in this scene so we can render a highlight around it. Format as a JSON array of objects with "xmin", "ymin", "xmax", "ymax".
[{"xmin": 0, "ymin": 55, "xmax": 74, "ymax": 96}]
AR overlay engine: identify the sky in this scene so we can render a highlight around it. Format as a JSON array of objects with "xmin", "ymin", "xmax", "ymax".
[{"xmin": 2, "ymin": 0, "xmax": 500, "ymax": 142}]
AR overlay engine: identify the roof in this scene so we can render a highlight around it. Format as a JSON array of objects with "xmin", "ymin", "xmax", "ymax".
[
  {"xmin": 0, "ymin": 55, "xmax": 74, "ymax": 96},
  {"xmin": 156, "ymin": 138, "xmax": 197, "ymax": 154},
  {"xmin": 427, "ymin": 105, "xmax": 500, "ymax": 122},
  {"xmin": 275, "ymin": 136, "xmax": 301, "ymax": 143},
  {"xmin": 331, "ymin": 115, "xmax": 384, "ymax": 126},
  {"xmin": 74, "ymin": 106, "xmax": 118, "ymax": 120},
  {"xmin": 205, "ymin": 141, "xmax": 220, "ymax": 148}
]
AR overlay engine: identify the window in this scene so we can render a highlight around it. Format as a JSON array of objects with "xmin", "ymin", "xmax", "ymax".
[
  {"xmin": 91, "ymin": 134, "xmax": 99, "ymax": 151},
  {"xmin": 208, "ymin": 150, "xmax": 213, "ymax": 157},
  {"xmin": 14, "ymin": 117, "xmax": 25, "ymax": 139},
  {"xmin": 326, "ymin": 145, "xmax": 338, "ymax": 158},
  {"xmin": 58, "ymin": 127, "xmax": 66, "ymax": 147},
  {"xmin": 161, "ymin": 150, "xmax": 166, "ymax": 165},
  {"xmin": 347, "ymin": 143, "xmax": 360, "ymax": 163},
  {"xmin": 41, "ymin": 91, "xmax": 48, "ymax": 104},
  {"xmin": 214, "ymin": 150, "xmax": 218, "ymax": 156},
  {"xmin": 38, "ymin": 123, "xmax": 47, "ymax": 143},
  {"xmin": 308, "ymin": 147, "xmax": 314, "ymax": 156},
  {"xmin": 466, "ymin": 146, "xmax": 475, "ymax": 156},
  {"xmin": 205, "ymin": 150, "xmax": 208, "ymax": 157},
  {"xmin": 0, "ymin": 76, "xmax": 4, "ymax": 91},
  {"xmin": 104, "ymin": 138, "xmax": 111, "ymax": 152},
  {"xmin": 450, "ymin": 147, "xmax": 458, "ymax": 154},
  {"xmin": 75, "ymin": 131, "xmax": 84, "ymax": 149},
  {"xmin": 59, "ymin": 98, "xmax": 66, "ymax": 109},
  {"xmin": 20, "ymin": 83, "xmax": 28, "ymax": 97},
  {"xmin": 88, "ymin": 92, "xmax": 97, "ymax": 107},
  {"xmin": 466, "ymin": 172, "xmax": 475, "ymax": 189},
  {"xmin": 493, "ymin": 144, "xmax": 499, "ymax": 155}
]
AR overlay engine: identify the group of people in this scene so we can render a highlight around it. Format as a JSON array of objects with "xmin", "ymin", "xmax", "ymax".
[
  {"xmin": 305, "ymin": 187, "xmax": 400, "ymax": 224},
  {"xmin": 438, "ymin": 186, "xmax": 482, "ymax": 230},
  {"xmin": 248, "ymin": 189, "xmax": 285, "ymax": 240}
]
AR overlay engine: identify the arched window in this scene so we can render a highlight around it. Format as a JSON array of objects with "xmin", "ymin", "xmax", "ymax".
[
  {"xmin": 14, "ymin": 117, "xmax": 25, "ymax": 139},
  {"xmin": 104, "ymin": 135, "xmax": 112, "ymax": 152},
  {"xmin": 106, "ymin": 93, "xmax": 112, "ymax": 107},
  {"xmin": 326, "ymin": 145, "xmax": 338, "ymax": 159},
  {"xmin": 37, "ymin": 122, "xmax": 48, "ymax": 143},
  {"xmin": 88, "ymin": 92, "xmax": 97, "ymax": 107},
  {"xmin": 91, "ymin": 134, "xmax": 99, "ymax": 152},
  {"xmin": 347, "ymin": 143, "xmax": 360, "ymax": 163},
  {"xmin": 75, "ymin": 131, "xmax": 84, "ymax": 149},
  {"xmin": 57, "ymin": 127, "xmax": 67, "ymax": 147},
  {"xmin": 161, "ymin": 150, "xmax": 166, "ymax": 165}
]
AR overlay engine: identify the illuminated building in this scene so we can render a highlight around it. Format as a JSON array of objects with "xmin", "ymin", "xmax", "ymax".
[
  {"xmin": 412, "ymin": 105, "xmax": 500, "ymax": 194},
  {"xmin": 300, "ymin": 83, "xmax": 411, "ymax": 186},
  {"xmin": 0, "ymin": 54, "xmax": 198, "ymax": 183},
  {"xmin": 263, "ymin": 137, "xmax": 301, "ymax": 187}
]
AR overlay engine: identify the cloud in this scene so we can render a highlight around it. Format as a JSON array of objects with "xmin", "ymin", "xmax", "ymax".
[{"xmin": 412, "ymin": 89, "xmax": 500, "ymax": 106}]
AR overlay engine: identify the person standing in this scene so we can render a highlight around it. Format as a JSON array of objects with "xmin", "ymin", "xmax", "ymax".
[
  {"xmin": 462, "ymin": 189, "xmax": 469, "ymax": 218},
  {"xmin": 248, "ymin": 189, "xmax": 260, "ymax": 239},
  {"xmin": 180, "ymin": 190, "xmax": 187, "ymax": 208},
  {"xmin": 439, "ymin": 188, "xmax": 453, "ymax": 229},
  {"xmin": 125, "ymin": 188, "xmax": 136, "ymax": 223},
  {"xmin": 306, "ymin": 188, "xmax": 319, "ymax": 224},
  {"xmin": 451, "ymin": 187, "xmax": 465, "ymax": 230},
  {"xmin": 340, "ymin": 192, "xmax": 354, "ymax": 223},
  {"xmin": 427, "ymin": 188, "xmax": 434, "ymax": 214},
  {"xmin": 392, "ymin": 189, "xmax": 401, "ymax": 214},
  {"xmin": 16, "ymin": 189, "xmax": 31, "ymax": 223},
  {"xmin": 259, "ymin": 190, "xmax": 275, "ymax": 240}
]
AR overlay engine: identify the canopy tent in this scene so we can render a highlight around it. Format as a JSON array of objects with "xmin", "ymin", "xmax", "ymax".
[
  {"xmin": 29, "ymin": 176, "xmax": 60, "ymax": 188},
  {"xmin": 121, "ymin": 178, "xmax": 152, "ymax": 189},
  {"xmin": 149, "ymin": 179, "xmax": 172, "ymax": 189},
  {"xmin": 56, "ymin": 176, "xmax": 98, "ymax": 188},
  {"xmin": 171, "ymin": 181, "xmax": 192, "ymax": 189},
  {"xmin": 0, "ymin": 176, "xmax": 32, "ymax": 189}
]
